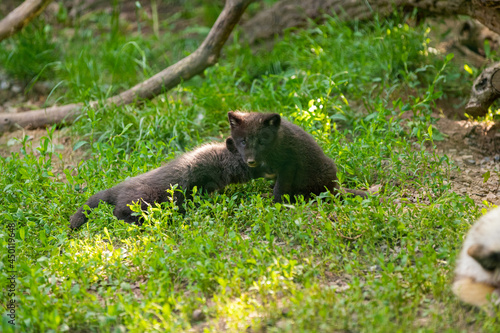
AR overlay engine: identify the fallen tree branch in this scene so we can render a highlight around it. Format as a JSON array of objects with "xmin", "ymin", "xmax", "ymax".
[
  {"xmin": 465, "ymin": 62, "xmax": 500, "ymax": 117},
  {"xmin": 0, "ymin": 103, "xmax": 86, "ymax": 132},
  {"xmin": 108, "ymin": 0, "xmax": 253, "ymax": 105},
  {"xmin": 0, "ymin": 0, "xmax": 253, "ymax": 133},
  {"xmin": 0, "ymin": 0, "xmax": 53, "ymax": 42}
]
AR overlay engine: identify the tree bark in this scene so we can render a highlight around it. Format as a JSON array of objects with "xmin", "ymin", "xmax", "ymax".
[
  {"xmin": 0, "ymin": 0, "xmax": 254, "ymax": 133},
  {"xmin": 0, "ymin": 0, "xmax": 53, "ymax": 42},
  {"xmin": 465, "ymin": 62, "xmax": 500, "ymax": 117}
]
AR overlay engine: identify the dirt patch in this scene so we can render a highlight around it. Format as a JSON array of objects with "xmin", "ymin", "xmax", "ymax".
[
  {"xmin": 433, "ymin": 114, "xmax": 500, "ymax": 206},
  {"xmin": 0, "ymin": 127, "xmax": 88, "ymax": 181}
]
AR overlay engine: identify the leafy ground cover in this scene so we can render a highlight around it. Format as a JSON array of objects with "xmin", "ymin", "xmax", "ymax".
[{"xmin": 1, "ymin": 4, "xmax": 500, "ymax": 332}]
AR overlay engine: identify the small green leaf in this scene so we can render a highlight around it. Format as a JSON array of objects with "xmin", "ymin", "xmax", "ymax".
[
  {"xmin": 119, "ymin": 123, "xmax": 133, "ymax": 136},
  {"xmin": 365, "ymin": 112, "xmax": 378, "ymax": 122},
  {"xmin": 483, "ymin": 170, "xmax": 491, "ymax": 183},
  {"xmin": 73, "ymin": 141, "xmax": 88, "ymax": 151},
  {"xmin": 70, "ymin": 283, "xmax": 80, "ymax": 295},
  {"xmin": 120, "ymin": 282, "xmax": 131, "ymax": 290},
  {"xmin": 484, "ymin": 40, "xmax": 491, "ymax": 58},
  {"xmin": 330, "ymin": 113, "xmax": 347, "ymax": 122},
  {"xmin": 340, "ymin": 94, "xmax": 349, "ymax": 106},
  {"xmin": 40, "ymin": 230, "xmax": 47, "ymax": 245}
]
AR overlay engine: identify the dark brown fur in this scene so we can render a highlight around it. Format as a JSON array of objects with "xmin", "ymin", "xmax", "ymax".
[
  {"xmin": 70, "ymin": 138, "xmax": 265, "ymax": 229},
  {"xmin": 228, "ymin": 111, "xmax": 367, "ymax": 203}
]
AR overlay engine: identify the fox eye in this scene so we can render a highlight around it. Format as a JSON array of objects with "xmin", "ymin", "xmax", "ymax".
[{"xmin": 240, "ymin": 140, "xmax": 246, "ymax": 146}]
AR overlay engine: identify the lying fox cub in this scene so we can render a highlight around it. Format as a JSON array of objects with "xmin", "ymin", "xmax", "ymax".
[
  {"xmin": 453, "ymin": 207, "xmax": 500, "ymax": 308},
  {"xmin": 70, "ymin": 138, "xmax": 267, "ymax": 229}
]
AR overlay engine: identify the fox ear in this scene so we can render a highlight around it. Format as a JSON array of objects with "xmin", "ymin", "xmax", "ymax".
[
  {"xmin": 228, "ymin": 111, "xmax": 243, "ymax": 128},
  {"xmin": 263, "ymin": 113, "xmax": 281, "ymax": 128},
  {"xmin": 225, "ymin": 137, "xmax": 238, "ymax": 153}
]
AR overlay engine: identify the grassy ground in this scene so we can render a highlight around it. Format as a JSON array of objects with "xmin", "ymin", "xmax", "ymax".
[{"xmin": 1, "ymin": 4, "xmax": 500, "ymax": 332}]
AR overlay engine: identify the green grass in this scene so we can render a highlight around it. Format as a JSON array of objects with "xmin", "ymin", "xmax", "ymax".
[{"xmin": 1, "ymin": 7, "xmax": 500, "ymax": 333}]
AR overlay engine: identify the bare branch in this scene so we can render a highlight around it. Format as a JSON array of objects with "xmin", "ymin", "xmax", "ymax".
[
  {"xmin": 0, "ymin": 103, "xmax": 84, "ymax": 132},
  {"xmin": 0, "ymin": 0, "xmax": 53, "ymax": 42},
  {"xmin": 0, "ymin": 0, "xmax": 254, "ymax": 133}
]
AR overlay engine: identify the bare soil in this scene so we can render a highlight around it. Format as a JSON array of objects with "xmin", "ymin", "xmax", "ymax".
[
  {"xmin": 433, "ymin": 114, "xmax": 500, "ymax": 206},
  {"xmin": 0, "ymin": 127, "xmax": 87, "ymax": 183}
]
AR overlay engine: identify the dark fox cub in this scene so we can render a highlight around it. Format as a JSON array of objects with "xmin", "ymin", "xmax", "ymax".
[
  {"xmin": 70, "ymin": 138, "xmax": 265, "ymax": 229},
  {"xmin": 227, "ymin": 111, "xmax": 367, "ymax": 203}
]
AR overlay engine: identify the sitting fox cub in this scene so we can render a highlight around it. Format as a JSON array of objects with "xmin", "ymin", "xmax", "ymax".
[
  {"xmin": 227, "ymin": 111, "xmax": 367, "ymax": 202},
  {"xmin": 453, "ymin": 207, "xmax": 500, "ymax": 308},
  {"xmin": 70, "ymin": 138, "xmax": 266, "ymax": 229}
]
